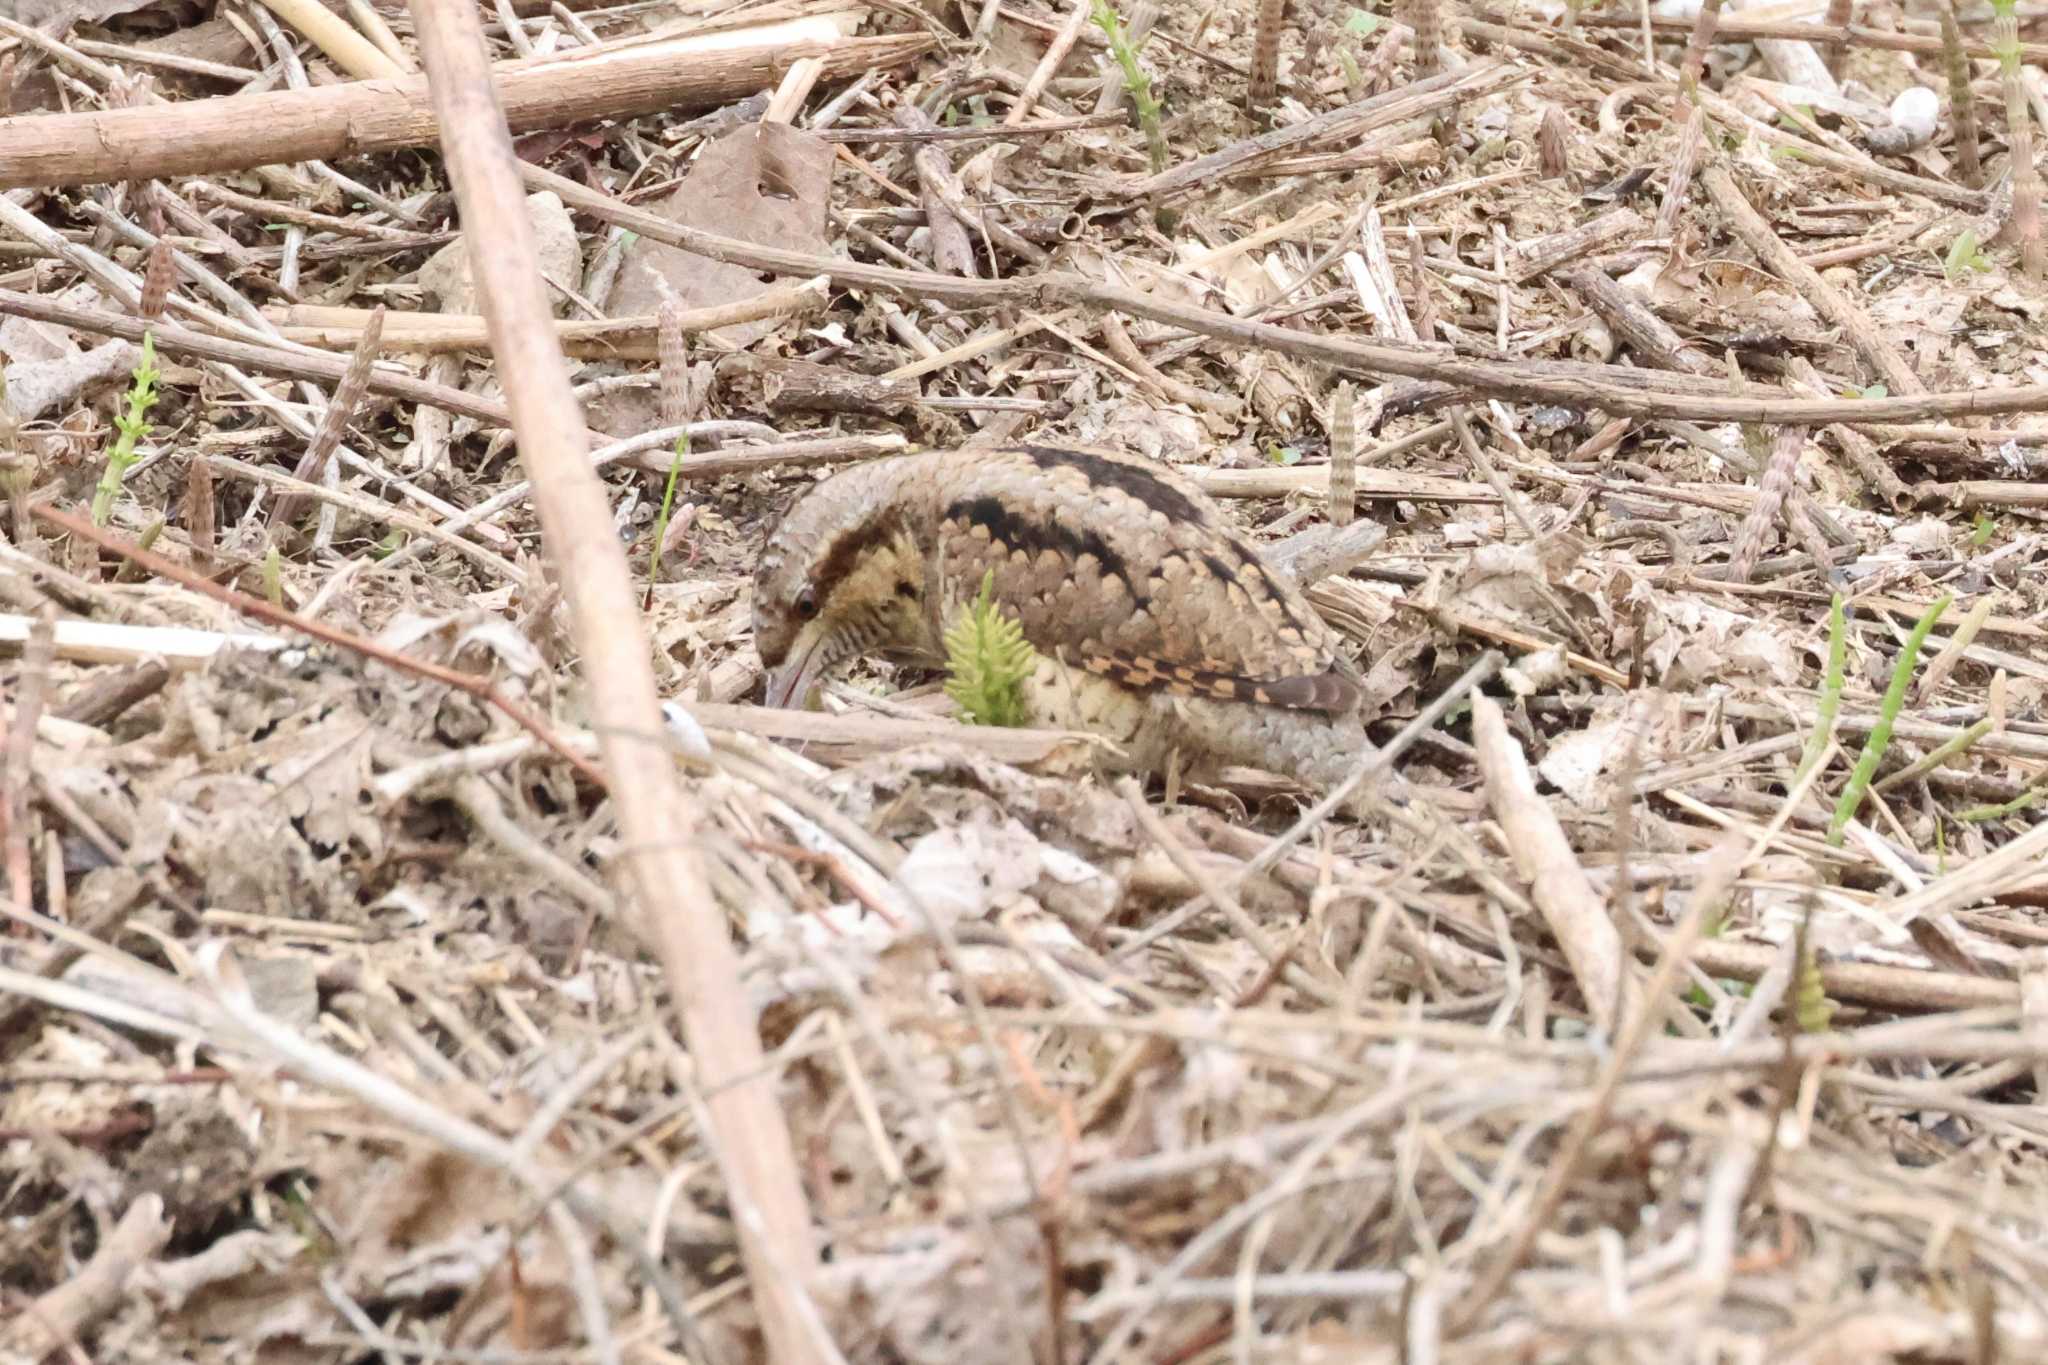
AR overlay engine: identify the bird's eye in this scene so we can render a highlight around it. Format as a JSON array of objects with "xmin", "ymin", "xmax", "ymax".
[{"xmin": 796, "ymin": 588, "xmax": 819, "ymax": 620}]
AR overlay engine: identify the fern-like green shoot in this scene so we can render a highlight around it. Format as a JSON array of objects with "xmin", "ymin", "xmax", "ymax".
[
  {"xmin": 1793, "ymin": 945, "xmax": 1835, "ymax": 1032},
  {"xmin": 91, "ymin": 331, "xmax": 162, "ymax": 526},
  {"xmin": 1092, "ymin": 1, "xmax": 1168, "ymax": 175},
  {"xmin": 943, "ymin": 569, "xmax": 1038, "ymax": 727}
]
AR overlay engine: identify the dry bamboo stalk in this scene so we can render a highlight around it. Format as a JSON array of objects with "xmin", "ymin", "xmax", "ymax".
[
  {"xmin": 1008, "ymin": 0, "xmax": 1092, "ymax": 125},
  {"xmin": 1571, "ymin": 7, "xmax": 2048, "ymax": 63},
  {"xmin": 254, "ymin": 0, "xmax": 404, "ymax": 79},
  {"xmin": 346, "ymin": 0, "xmax": 416, "ymax": 72},
  {"xmin": 264, "ymin": 279, "xmax": 828, "ymax": 355},
  {"xmin": 1449, "ymin": 831, "xmax": 1746, "ymax": 1334},
  {"xmin": 762, "ymin": 55, "xmax": 825, "ymax": 123},
  {"xmin": 0, "ymin": 1195, "xmax": 170, "ymax": 1360},
  {"xmin": 1232, "ymin": 137, "xmax": 1443, "ymax": 179},
  {"xmin": 1503, "ymin": 206, "xmax": 1643, "ymax": 283},
  {"xmin": 1916, "ymin": 596, "xmax": 1998, "ymax": 702},
  {"xmin": 1702, "ymin": 162, "xmax": 1926, "ymax": 396},
  {"xmin": 25, "ymin": 142, "xmax": 2048, "ymax": 432},
  {"xmin": 407, "ymin": 8, "xmax": 824, "ymax": 1365},
  {"xmin": 270, "ymin": 308, "xmax": 385, "ymax": 529},
  {"xmin": 1472, "ymin": 696, "xmax": 1634, "ymax": 1035},
  {"xmin": 1187, "ymin": 464, "xmax": 1489, "ymax": 503},
  {"xmin": 0, "ymin": 28, "xmax": 932, "ymax": 191},
  {"xmin": 1095, "ymin": 311, "xmax": 1237, "ymax": 413},
  {"xmin": 2, "ymin": 604, "xmax": 52, "ymax": 910},
  {"xmin": 1693, "ymin": 84, "xmax": 1983, "ymax": 209},
  {"xmin": 1121, "ymin": 60, "xmax": 1523, "ymax": 199},
  {"xmin": 0, "ymin": 288, "xmax": 511, "ymax": 426},
  {"xmin": 894, "ymin": 105, "xmax": 977, "ymax": 278}
]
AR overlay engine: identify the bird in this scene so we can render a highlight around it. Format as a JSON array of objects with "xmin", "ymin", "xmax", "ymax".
[{"xmin": 751, "ymin": 443, "xmax": 1384, "ymax": 803}]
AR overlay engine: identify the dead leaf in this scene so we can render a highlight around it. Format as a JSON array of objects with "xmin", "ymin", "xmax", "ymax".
[
  {"xmin": 5, "ymin": 0, "xmax": 167, "ymax": 28},
  {"xmin": 594, "ymin": 123, "xmax": 835, "ymax": 436}
]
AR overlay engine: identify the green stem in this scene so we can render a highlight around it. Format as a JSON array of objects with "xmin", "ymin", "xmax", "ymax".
[
  {"xmin": 645, "ymin": 431, "xmax": 689, "ymax": 607},
  {"xmin": 1955, "ymin": 783, "xmax": 2048, "ymax": 823},
  {"xmin": 1093, "ymin": 1, "xmax": 1167, "ymax": 175},
  {"xmin": 1792, "ymin": 592, "xmax": 1846, "ymax": 787},
  {"xmin": 1827, "ymin": 594, "xmax": 1952, "ymax": 846},
  {"xmin": 1873, "ymin": 717, "xmax": 1994, "ymax": 794}
]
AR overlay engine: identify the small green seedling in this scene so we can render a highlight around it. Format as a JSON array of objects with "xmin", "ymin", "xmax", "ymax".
[
  {"xmin": 1092, "ymin": 0, "xmax": 1168, "ymax": 175},
  {"xmin": 944, "ymin": 569, "xmax": 1038, "ymax": 728},
  {"xmin": 1827, "ymin": 593, "xmax": 1952, "ymax": 846},
  {"xmin": 262, "ymin": 544, "xmax": 284, "ymax": 608},
  {"xmin": 1793, "ymin": 941, "xmax": 1835, "ymax": 1032},
  {"xmin": 1792, "ymin": 593, "xmax": 1847, "ymax": 787},
  {"xmin": 644, "ymin": 430, "xmax": 689, "ymax": 609},
  {"xmin": 90, "ymin": 331, "xmax": 162, "ymax": 526}
]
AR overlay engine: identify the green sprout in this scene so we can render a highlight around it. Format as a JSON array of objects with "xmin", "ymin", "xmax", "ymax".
[
  {"xmin": 645, "ymin": 430, "xmax": 689, "ymax": 609},
  {"xmin": 1792, "ymin": 592, "xmax": 1847, "ymax": 788},
  {"xmin": 943, "ymin": 569, "xmax": 1038, "ymax": 727},
  {"xmin": 1956, "ymin": 783, "xmax": 2048, "ymax": 823},
  {"xmin": 1793, "ymin": 925, "xmax": 1835, "ymax": 1033},
  {"xmin": 262, "ymin": 544, "xmax": 284, "ymax": 608},
  {"xmin": 1827, "ymin": 594, "xmax": 1952, "ymax": 847},
  {"xmin": 90, "ymin": 331, "xmax": 161, "ymax": 526},
  {"xmin": 1092, "ymin": 1, "xmax": 1168, "ymax": 175}
]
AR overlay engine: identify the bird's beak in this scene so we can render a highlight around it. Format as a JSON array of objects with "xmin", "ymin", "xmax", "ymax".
[{"xmin": 764, "ymin": 632, "xmax": 828, "ymax": 710}]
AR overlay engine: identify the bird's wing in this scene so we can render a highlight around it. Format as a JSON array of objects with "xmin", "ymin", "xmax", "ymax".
[{"xmin": 927, "ymin": 444, "xmax": 1362, "ymax": 714}]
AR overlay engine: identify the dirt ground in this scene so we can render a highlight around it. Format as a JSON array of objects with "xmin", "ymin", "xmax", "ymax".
[{"xmin": 5, "ymin": 0, "xmax": 2048, "ymax": 1360}]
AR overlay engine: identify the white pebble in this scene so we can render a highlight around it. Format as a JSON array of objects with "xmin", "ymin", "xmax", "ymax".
[{"xmin": 1889, "ymin": 86, "xmax": 1941, "ymax": 142}]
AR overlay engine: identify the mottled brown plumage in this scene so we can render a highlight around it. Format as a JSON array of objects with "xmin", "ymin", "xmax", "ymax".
[{"xmin": 752, "ymin": 444, "xmax": 1381, "ymax": 797}]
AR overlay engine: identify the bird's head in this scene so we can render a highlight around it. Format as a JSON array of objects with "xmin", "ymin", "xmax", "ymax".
[{"xmin": 752, "ymin": 460, "xmax": 934, "ymax": 710}]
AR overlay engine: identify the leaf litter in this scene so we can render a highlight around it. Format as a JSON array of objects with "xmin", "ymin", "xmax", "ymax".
[{"xmin": 3, "ymin": 0, "xmax": 2048, "ymax": 1360}]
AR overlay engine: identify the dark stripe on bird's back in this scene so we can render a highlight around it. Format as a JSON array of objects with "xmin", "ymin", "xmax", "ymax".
[
  {"xmin": 1016, "ymin": 445, "xmax": 1206, "ymax": 525},
  {"xmin": 1086, "ymin": 651, "xmax": 1356, "ymax": 713},
  {"xmin": 947, "ymin": 495, "xmax": 1129, "ymax": 581},
  {"xmin": 1199, "ymin": 534, "xmax": 1322, "ymax": 647},
  {"xmin": 1017, "ymin": 446, "xmax": 1322, "ymax": 644}
]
